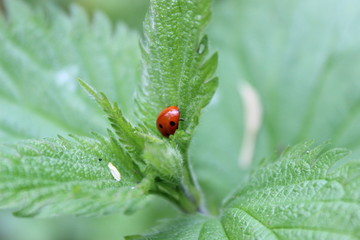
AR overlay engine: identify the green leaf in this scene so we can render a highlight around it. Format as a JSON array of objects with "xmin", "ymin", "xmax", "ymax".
[
  {"xmin": 137, "ymin": 0, "xmax": 218, "ymax": 136},
  {"xmin": 78, "ymin": 80, "xmax": 144, "ymax": 156},
  {"xmin": 0, "ymin": 0, "xmax": 217, "ymax": 219},
  {"xmin": 0, "ymin": 0, "xmax": 141, "ymax": 142},
  {"xmin": 142, "ymin": 139, "xmax": 183, "ymax": 181},
  {"xmin": 190, "ymin": 0, "xmax": 360, "ymax": 210},
  {"xmin": 125, "ymin": 215, "xmax": 227, "ymax": 240},
  {"xmin": 134, "ymin": 142, "xmax": 360, "ymax": 239},
  {"xmin": 0, "ymin": 135, "xmax": 149, "ymax": 218}
]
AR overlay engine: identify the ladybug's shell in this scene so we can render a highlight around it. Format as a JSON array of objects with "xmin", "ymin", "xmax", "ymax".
[{"xmin": 156, "ymin": 106, "xmax": 180, "ymax": 138}]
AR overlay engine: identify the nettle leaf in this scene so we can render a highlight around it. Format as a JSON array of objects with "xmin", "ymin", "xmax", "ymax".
[
  {"xmin": 0, "ymin": 135, "xmax": 148, "ymax": 218},
  {"xmin": 133, "ymin": 142, "xmax": 360, "ymax": 239},
  {"xmin": 77, "ymin": 80, "xmax": 190, "ymax": 210},
  {"xmin": 126, "ymin": 215, "xmax": 224, "ymax": 240},
  {"xmin": 0, "ymin": 0, "xmax": 216, "ymax": 218},
  {"xmin": 143, "ymin": 140, "xmax": 183, "ymax": 181},
  {"xmin": 137, "ymin": 0, "xmax": 218, "ymax": 136},
  {"xmin": 0, "ymin": 0, "xmax": 140, "ymax": 142},
  {"xmin": 221, "ymin": 0, "xmax": 360, "ymax": 155},
  {"xmin": 78, "ymin": 80, "xmax": 144, "ymax": 156},
  {"xmin": 0, "ymin": 0, "xmax": 149, "ymax": 218},
  {"xmin": 191, "ymin": 0, "xmax": 360, "ymax": 210}
]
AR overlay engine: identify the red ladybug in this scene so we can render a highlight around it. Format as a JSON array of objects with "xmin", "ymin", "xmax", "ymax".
[{"xmin": 156, "ymin": 106, "xmax": 180, "ymax": 138}]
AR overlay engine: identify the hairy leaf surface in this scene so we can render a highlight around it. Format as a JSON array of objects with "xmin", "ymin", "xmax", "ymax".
[
  {"xmin": 0, "ymin": 135, "xmax": 148, "ymax": 217},
  {"xmin": 134, "ymin": 143, "xmax": 360, "ymax": 239},
  {"xmin": 137, "ymin": 0, "xmax": 218, "ymax": 136}
]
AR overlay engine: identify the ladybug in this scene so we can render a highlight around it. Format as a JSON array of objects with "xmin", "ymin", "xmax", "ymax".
[{"xmin": 156, "ymin": 106, "xmax": 180, "ymax": 138}]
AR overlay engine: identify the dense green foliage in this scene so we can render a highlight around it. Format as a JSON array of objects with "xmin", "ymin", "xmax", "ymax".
[
  {"xmin": 0, "ymin": 0, "xmax": 140, "ymax": 141},
  {"xmin": 193, "ymin": 0, "xmax": 360, "ymax": 211},
  {"xmin": 0, "ymin": 135, "xmax": 146, "ymax": 217},
  {"xmin": 0, "ymin": 0, "xmax": 360, "ymax": 239},
  {"xmin": 132, "ymin": 143, "xmax": 360, "ymax": 239},
  {"xmin": 0, "ymin": 0, "xmax": 217, "ymax": 218}
]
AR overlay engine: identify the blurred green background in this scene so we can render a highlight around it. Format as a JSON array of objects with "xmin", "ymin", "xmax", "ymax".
[
  {"xmin": 2, "ymin": 0, "xmax": 360, "ymax": 239},
  {"xmin": 20, "ymin": 0, "xmax": 150, "ymax": 30}
]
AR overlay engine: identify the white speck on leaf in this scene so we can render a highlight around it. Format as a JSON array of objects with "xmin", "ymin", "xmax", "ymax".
[{"xmin": 108, "ymin": 162, "xmax": 121, "ymax": 181}]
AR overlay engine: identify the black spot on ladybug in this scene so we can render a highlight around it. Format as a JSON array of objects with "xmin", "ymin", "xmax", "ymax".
[
  {"xmin": 176, "ymin": 126, "xmax": 178, "ymax": 129},
  {"xmin": 159, "ymin": 124, "xmax": 163, "ymax": 128},
  {"xmin": 169, "ymin": 121, "xmax": 176, "ymax": 126},
  {"xmin": 166, "ymin": 133, "xmax": 170, "ymax": 136},
  {"xmin": 98, "ymin": 158, "xmax": 102, "ymax": 161}
]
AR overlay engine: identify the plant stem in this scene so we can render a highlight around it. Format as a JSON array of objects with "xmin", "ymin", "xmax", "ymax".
[
  {"xmin": 180, "ymin": 151, "xmax": 209, "ymax": 215},
  {"xmin": 153, "ymin": 159, "xmax": 208, "ymax": 214}
]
